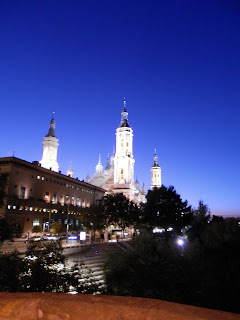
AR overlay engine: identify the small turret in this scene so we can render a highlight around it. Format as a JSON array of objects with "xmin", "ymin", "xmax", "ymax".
[
  {"xmin": 134, "ymin": 178, "xmax": 140, "ymax": 191},
  {"xmin": 67, "ymin": 161, "xmax": 74, "ymax": 178},
  {"xmin": 95, "ymin": 154, "xmax": 104, "ymax": 176},
  {"xmin": 86, "ymin": 173, "xmax": 90, "ymax": 183},
  {"xmin": 105, "ymin": 153, "xmax": 111, "ymax": 170},
  {"xmin": 142, "ymin": 182, "xmax": 146, "ymax": 194}
]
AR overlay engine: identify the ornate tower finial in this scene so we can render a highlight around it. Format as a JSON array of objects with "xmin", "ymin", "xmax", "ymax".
[
  {"xmin": 153, "ymin": 149, "xmax": 158, "ymax": 166},
  {"xmin": 120, "ymin": 101, "xmax": 130, "ymax": 127},
  {"xmin": 67, "ymin": 161, "xmax": 74, "ymax": 177}
]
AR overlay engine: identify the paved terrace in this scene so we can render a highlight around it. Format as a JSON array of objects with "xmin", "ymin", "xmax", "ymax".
[{"xmin": 0, "ymin": 293, "xmax": 239, "ymax": 320}]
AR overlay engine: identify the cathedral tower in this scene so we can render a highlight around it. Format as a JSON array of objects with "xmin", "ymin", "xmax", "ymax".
[
  {"xmin": 150, "ymin": 149, "xmax": 161, "ymax": 190},
  {"xmin": 113, "ymin": 100, "xmax": 135, "ymax": 199},
  {"xmin": 40, "ymin": 113, "xmax": 59, "ymax": 172}
]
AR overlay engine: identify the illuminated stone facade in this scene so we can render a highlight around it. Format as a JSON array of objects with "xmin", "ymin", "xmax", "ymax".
[
  {"xmin": 151, "ymin": 150, "xmax": 162, "ymax": 190},
  {"xmin": 0, "ymin": 157, "xmax": 105, "ymax": 235},
  {"xmin": 88, "ymin": 101, "xmax": 150, "ymax": 202}
]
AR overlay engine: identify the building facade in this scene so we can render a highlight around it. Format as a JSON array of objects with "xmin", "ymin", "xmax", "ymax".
[
  {"xmin": 0, "ymin": 157, "xmax": 105, "ymax": 235},
  {"xmin": 0, "ymin": 101, "xmax": 162, "ymax": 235},
  {"xmin": 87, "ymin": 100, "xmax": 161, "ymax": 202}
]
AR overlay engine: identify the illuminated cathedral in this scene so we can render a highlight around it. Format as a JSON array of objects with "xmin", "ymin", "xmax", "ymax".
[{"xmin": 40, "ymin": 101, "xmax": 162, "ymax": 203}]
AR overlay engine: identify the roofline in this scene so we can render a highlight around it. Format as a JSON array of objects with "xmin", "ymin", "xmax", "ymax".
[{"xmin": 0, "ymin": 157, "xmax": 106, "ymax": 192}]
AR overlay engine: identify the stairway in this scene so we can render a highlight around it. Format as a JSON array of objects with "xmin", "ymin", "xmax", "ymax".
[{"xmin": 68, "ymin": 241, "xmax": 126, "ymax": 290}]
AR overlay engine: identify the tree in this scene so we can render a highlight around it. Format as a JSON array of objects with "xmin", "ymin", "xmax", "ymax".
[
  {"xmin": 0, "ymin": 172, "xmax": 8, "ymax": 208},
  {"xmin": 143, "ymin": 185, "xmax": 192, "ymax": 235},
  {"xmin": 32, "ymin": 225, "xmax": 42, "ymax": 233},
  {"xmin": 187, "ymin": 200, "xmax": 210, "ymax": 241},
  {"xmin": 0, "ymin": 219, "xmax": 13, "ymax": 244},
  {"xmin": 50, "ymin": 221, "xmax": 65, "ymax": 234},
  {"xmin": 104, "ymin": 219, "xmax": 240, "ymax": 313},
  {"xmin": 82, "ymin": 205, "xmax": 106, "ymax": 240},
  {"xmin": 100, "ymin": 193, "xmax": 141, "ymax": 232},
  {"xmin": 17, "ymin": 241, "xmax": 99, "ymax": 293}
]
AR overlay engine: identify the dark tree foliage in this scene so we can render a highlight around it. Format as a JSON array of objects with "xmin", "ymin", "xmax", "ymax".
[
  {"xmin": 32, "ymin": 225, "xmax": 42, "ymax": 233},
  {"xmin": 0, "ymin": 172, "xmax": 8, "ymax": 208},
  {"xmin": 104, "ymin": 218, "xmax": 240, "ymax": 313},
  {"xmin": 0, "ymin": 251, "xmax": 23, "ymax": 291},
  {"xmin": 187, "ymin": 200, "xmax": 210, "ymax": 241},
  {"xmin": 100, "ymin": 193, "xmax": 141, "ymax": 231},
  {"xmin": 143, "ymin": 185, "xmax": 192, "ymax": 235},
  {"xmin": 82, "ymin": 205, "xmax": 106, "ymax": 234},
  {"xmin": 0, "ymin": 173, "xmax": 13, "ymax": 243},
  {"xmin": 0, "ymin": 219, "xmax": 13, "ymax": 244},
  {"xmin": 0, "ymin": 241, "xmax": 99, "ymax": 294}
]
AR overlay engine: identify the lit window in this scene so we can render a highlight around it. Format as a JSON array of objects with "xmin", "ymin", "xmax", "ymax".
[
  {"xmin": 52, "ymin": 193, "xmax": 57, "ymax": 204},
  {"xmin": 42, "ymin": 177, "xmax": 44, "ymax": 180},
  {"xmin": 7, "ymin": 205, "xmax": 11, "ymax": 209},
  {"xmin": 45, "ymin": 192, "xmax": 49, "ymax": 201},
  {"xmin": 20, "ymin": 186, "xmax": 26, "ymax": 199},
  {"xmin": 121, "ymin": 168, "xmax": 124, "ymax": 180},
  {"xmin": 29, "ymin": 207, "xmax": 33, "ymax": 211},
  {"xmin": 43, "ymin": 208, "xmax": 46, "ymax": 212},
  {"xmin": 37, "ymin": 176, "xmax": 40, "ymax": 180},
  {"xmin": 33, "ymin": 219, "xmax": 40, "ymax": 226},
  {"xmin": 13, "ymin": 205, "xmax": 16, "ymax": 209},
  {"xmin": 77, "ymin": 198, "xmax": 81, "ymax": 207}
]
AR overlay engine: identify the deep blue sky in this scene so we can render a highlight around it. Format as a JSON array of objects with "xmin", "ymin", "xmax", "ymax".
[{"xmin": 0, "ymin": 0, "xmax": 239, "ymax": 216}]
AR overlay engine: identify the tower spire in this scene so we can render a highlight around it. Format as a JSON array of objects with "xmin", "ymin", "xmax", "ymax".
[
  {"xmin": 153, "ymin": 149, "xmax": 159, "ymax": 166},
  {"xmin": 120, "ymin": 100, "xmax": 130, "ymax": 127},
  {"xmin": 67, "ymin": 161, "xmax": 74, "ymax": 177}
]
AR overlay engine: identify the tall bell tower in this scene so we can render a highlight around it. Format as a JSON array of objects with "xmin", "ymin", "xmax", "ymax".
[
  {"xmin": 150, "ymin": 149, "xmax": 161, "ymax": 189},
  {"xmin": 113, "ymin": 100, "xmax": 135, "ymax": 199},
  {"xmin": 40, "ymin": 113, "xmax": 59, "ymax": 172}
]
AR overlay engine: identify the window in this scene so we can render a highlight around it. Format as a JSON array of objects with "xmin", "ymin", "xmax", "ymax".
[
  {"xmin": 121, "ymin": 168, "xmax": 124, "ymax": 180},
  {"xmin": 37, "ymin": 176, "xmax": 40, "ymax": 180},
  {"xmin": 33, "ymin": 219, "xmax": 40, "ymax": 227},
  {"xmin": 52, "ymin": 193, "xmax": 57, "ymax": 204},
  {"xmin": 45, "ymin": 192, "xmax": 49, "ymax": 201},
  {"xmin": 71, "ymin": 196, "xmax": 75, "ymax": 205},
  {"xmin": 20, "ymin": 186, "xmax": 26, "ymax": 199},
  {"xmin": 77, "ymin": 198, "xmax": 81, "ymax": 207},
  {"xmin": 42, "ymin": 177, "xmax": 44, "ymax": 180}
]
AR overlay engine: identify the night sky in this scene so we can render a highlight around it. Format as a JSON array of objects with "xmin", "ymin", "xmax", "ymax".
[{"xmin": 0, "ymin": 1, "xmax": 239, "ymax": 216}]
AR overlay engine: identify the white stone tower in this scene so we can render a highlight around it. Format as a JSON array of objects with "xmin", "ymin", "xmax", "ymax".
[
  {"xmin": 150, "ymin": 149, "xmax": 161, "ymax": 190},
  {"xmin": 40, "ymin": 113, "xmax": 59, "ymax": 172},
  {"xmin": 113, "ymin": 100, "xmax": 135, "ymax": 199}
]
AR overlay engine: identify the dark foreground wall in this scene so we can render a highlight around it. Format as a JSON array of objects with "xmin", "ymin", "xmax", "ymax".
[{"xmin": 0, "ymin": 293, "xmax": 239, "ymax": 320}]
